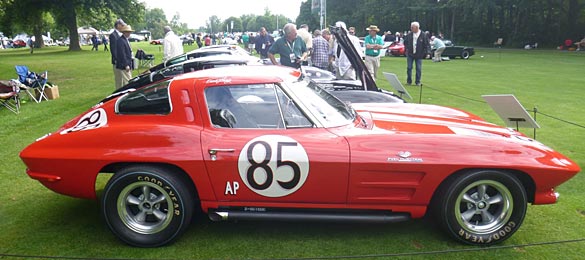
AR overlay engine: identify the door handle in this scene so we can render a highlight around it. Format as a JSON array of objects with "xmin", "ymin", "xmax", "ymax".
[{"xmin": 208, "ymin": 148, "xmax": 235, "ymax": 161}]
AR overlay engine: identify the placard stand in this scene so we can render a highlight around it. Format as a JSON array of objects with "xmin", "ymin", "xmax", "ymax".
[
  {"xmin": 383, "ymin": 72, "xmax": 412, "ymax": 100},
  {"xmin": 482, "ymin": 94, "xmax": 540, "ymax": 138}
]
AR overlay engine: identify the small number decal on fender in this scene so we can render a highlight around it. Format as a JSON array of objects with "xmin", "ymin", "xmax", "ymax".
[
  {"xmin": 60, "ymin": 108, "xmax": 107, "ymax": 134},
  {"xmin": 238, "ymin": 135, "xmax": 309, "ymax": 197}
]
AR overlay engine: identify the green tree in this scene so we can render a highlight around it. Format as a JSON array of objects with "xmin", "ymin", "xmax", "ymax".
[
  {"xmin": 143, "ymin": 8, "xmax": 167, "ymax": 39},
  {"xmin": 223, "ymin": 17, "xmax": 243, "ymax": 33},
  {"xmin": 0, "ymin": 0, "xmax": 145, "ymax": 51},
  {"xmin": 206, "ymin": 15, "xmax": 222, "ymax": 34},
  {"xmin": 296, "ymin": 1, "xmax": 319, "ymax": 30}
]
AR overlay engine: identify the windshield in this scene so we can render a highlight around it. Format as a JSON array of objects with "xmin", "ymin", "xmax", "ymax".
[{"xmin": 287, "ymin": 80, "xmax": 355, "ymax": 127}]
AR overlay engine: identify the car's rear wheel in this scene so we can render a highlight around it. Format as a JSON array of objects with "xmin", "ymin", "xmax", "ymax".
[
  {"xmin": 461, "ymin": 50, "xmax": 471, "ymax": 59},
  {"xmin": 434, "ymin": 170, "xmax": 527, "ymax": 245},
  {"xmin": 102, "ymin": 165, "xmax": 194, "ymax": 247}
]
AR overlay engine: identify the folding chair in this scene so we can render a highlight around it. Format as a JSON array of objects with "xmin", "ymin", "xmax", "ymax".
[
  {"xmin": 494, "ymin": 38, "xmax": 503, "ymax": 48},
  {"xmin": 15, "ymin": 65, "xmax": 48, "ymax": 103},
  {"xmin": 0, "ymin": 80, "xmax": 21, "ymax": 114},
  {"xmin": 135, "ymin": 49, "xmax": 155, "ymax": 68}
]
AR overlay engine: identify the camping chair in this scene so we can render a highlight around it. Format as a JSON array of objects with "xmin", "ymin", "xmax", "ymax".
[
  {"xmin": 135, "ymin": 49, "xmax": 155, "ymax": 68},
  {"xmin": 0, "ymin": 80, "xmax": 21, "ymax": 114},
  {"xmin": 15, "ymin": 65, "xmax": 48, "ymax": 103},
  {"xmin": 494, "ymin": 38, "xmax": 503, "ymax": 48}
]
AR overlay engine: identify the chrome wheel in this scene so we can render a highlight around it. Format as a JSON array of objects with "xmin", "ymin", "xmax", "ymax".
[
  {"xmin": 117, "ymin": 181, "xmax": 174, "ymax": 234},
  {"xmin": 455, "ymin": 180, "xmax": 513, "ymax": 234}
]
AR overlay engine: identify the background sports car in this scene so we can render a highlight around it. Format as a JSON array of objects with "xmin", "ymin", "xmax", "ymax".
[
  {"xmin": 147, "ymin": 45, "xmax": 255, "ymax": 73},
  {"xmin": 435, "ymin": 40, "xmax": 475, "ymax": 59},
  {"xmin": 20, "ymin": 65, "xmax": 579, "ymax": 248},
  {"xmin": 150, "ymin": 39, "xmax": 163, "ymax": 45},
  {"xmin": 386, "ymin": 41, "xmax": 405, "ymax": 56},
  {"xmin": 112, "ymin": 55, "xmax": 260, "ymax": 96}
]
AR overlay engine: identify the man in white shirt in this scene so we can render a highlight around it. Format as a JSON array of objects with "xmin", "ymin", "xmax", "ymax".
[
  {"xmin": 163, "ymin": 26, "xmax": 184, "ymax": 62},
  {"xmin": 297, "ymin": 24, "xmax": 313, "ymax": 64},
  {"xmin": 332, "ymin": 21, "xmax": 364, "ymax": 80}
]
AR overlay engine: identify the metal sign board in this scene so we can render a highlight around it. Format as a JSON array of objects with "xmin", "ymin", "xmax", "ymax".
[
  {"xmin": 482, "ymin": 94, "xmax": 540, "ymax": 129},
  {"xmin": 383, "ymin": 72, "xmax": 412, "ymax": 100}
]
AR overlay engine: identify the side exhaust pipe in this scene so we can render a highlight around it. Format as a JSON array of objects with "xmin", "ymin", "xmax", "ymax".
[{"xmin": 209, "ymin": 209, "xmax": 410, "ymax": 223}]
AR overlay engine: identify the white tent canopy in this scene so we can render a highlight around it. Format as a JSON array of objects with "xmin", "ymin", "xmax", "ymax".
[{"xmin": 77, "ymin": 27, "xmax": 98, "ymax": 35}]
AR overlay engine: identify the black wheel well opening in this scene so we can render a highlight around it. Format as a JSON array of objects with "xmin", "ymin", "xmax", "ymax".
[{"xmin": 97, "ymin": 162, "xmax": 200, "ymax": 202}]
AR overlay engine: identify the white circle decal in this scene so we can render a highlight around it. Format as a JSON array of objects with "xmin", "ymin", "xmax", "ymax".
[
  {"xmin": 60, "ymin": 108, "xmax": 108, "ymax": 135},
  {"xmin": 238, "ymin": 135, "xmax": 309, "ymax": 197}
]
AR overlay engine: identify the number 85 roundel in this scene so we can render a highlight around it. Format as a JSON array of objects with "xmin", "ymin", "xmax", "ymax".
[{"xmin": 238, "ymin": 135, "xmax": 310, "ymax": 198}]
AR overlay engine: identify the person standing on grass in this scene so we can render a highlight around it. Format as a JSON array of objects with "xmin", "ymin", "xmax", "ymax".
[
  {"xmin": 28, "ymin": 38, "xmax": 34, "ymax": 54},
  {"xmin": 162, "ymin": 25, "xmax": 183, "ymax": 62},
  {"xmin": 91, "ymin": 34, "xmax": 99, "ymax": 51},
  {"xmin": 268, "ymin": 23, "xmax": 307, "ymax": 69},
  {"xmin": 311, "ymin": 29, "xmax": 330, "ymax": 71},
  {"xmin": 331, "ymin": 21, "xmax": 363, "ymax": 80},
  {"xmin": 255, "ymin": 27, "xmax": 274, "ymax": 59},
  {"xmin": 364, "ymin": 25, "xmax": 384, "ymax": 80},
  {"xmin": 403, "ymin": 21, "xmax": 430, "ymax": 86},
  {"xmin": 115, "ymin": 24, "xmax": 134, "ymax": 89},
  {"xmin": 110, "ymin": 18, "xmax": 126, "ymax": 89},
  {"xmin": 431, "ymin": 36, "xmax": 446, "ymax": 62},
  {"xmin": 102, "ymin": 35, "xmax": 109, "ymax": 51}
]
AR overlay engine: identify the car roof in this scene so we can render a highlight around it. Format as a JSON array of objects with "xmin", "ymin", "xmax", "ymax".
[
  {"xmin": 177, "ymin": 54, "xmax": 255, "ymax": 65},
  {"xmin": 172, "ymin": 65, "xmax": 303, "ymax": 86},
  {"xmin": 187, "ymin": 45, "xmax": 248, "ymax": 54}
]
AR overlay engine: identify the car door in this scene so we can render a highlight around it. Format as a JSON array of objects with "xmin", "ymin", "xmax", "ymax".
[{"xmin": 199, "ymin": 83, "xmax": 350, "ymax": 205}]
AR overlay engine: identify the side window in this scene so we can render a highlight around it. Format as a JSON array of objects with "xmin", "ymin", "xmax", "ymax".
[
  {"xmin": 117, "ymin": 81, "xmax": 171, "ymax": 115},
  {"xmin": 205, "ymin": 86, "xmax": 261, "ymax": 129},
  {"xmin": 275, "ymin": 87, "xmax": 313, "ymax": 128},
  {"xmin": 204, "ymin": 84, "xmax": 312, "ymax": 129}
]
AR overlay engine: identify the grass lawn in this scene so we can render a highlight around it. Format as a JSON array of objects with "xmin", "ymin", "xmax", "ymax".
[{"xmin": 0, "ymin": 44, "xmax": 584, "ymax": 259}]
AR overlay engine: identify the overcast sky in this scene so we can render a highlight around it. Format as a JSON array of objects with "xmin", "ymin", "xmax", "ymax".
[{"xmin": 140, "ymin": 0, "xmax": 305, "ymax": 29}]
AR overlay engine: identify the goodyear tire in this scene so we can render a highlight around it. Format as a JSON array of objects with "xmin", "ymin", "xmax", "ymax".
[
  {"xmin": 102, "ymin": 165, "xmax": 194, "ymax": 247},
  {"xmin": 435, "ymin": 170, "xmax": 527, "ymax": 245}
]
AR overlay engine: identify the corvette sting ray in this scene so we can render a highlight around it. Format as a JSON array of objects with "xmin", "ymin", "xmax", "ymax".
[
  {"xmin": 20, "ymin": 63, "xmax": 579, "ymax": 247},
  {"xmin": 19, "ymin": 25, "xmax": 580, "ymax": 248}
]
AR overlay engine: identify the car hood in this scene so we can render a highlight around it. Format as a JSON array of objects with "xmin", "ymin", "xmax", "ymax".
[{"xmin": 353, "ymin": 102, "xmax": 516, "ymax": 137}]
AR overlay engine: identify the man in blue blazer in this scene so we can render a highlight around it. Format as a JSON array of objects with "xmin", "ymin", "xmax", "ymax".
[
  {"xmin": 109, "ymin": 19, "xmax": 125, "ymax": 89},
  {"xmin": 115, "ymin": 24, "xmax": 134, "ymax": 88}
]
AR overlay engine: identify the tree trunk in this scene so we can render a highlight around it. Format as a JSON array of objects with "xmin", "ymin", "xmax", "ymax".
[
  {"xmin": 64, "ymin": 4, "xmax": 81, "ymax": 51},
  {"xmin": 33, "ymin": 23, "xmax": 45, "ymax": 49}
]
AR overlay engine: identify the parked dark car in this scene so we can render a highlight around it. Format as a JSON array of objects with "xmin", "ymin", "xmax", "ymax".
[
  {"xmin": 145, "ymin": 45, "xmax": 255, "ymax": 74},
  {"xmin": 102, "ymin": 55, "xmax": 263, "ymax": 104},
  {"xmin": 435, "ymin": 40, "xmax": 475, "ymax": 59}
]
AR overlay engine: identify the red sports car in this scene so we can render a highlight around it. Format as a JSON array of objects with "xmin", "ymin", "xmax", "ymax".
[
  {"xmin": 387, "ymin": 41, "xmax": 405, "ymax": 56},
  {"xmin": 150, "ymin": 39, "xmax": 163, "ymax": 45},
  {"xmin": 20, "ymin": 64, "xmax": 579, "ymax": 247},
  {"xmin": 12, "ymin": 39, "xmax": 27, "ymax": 48}
]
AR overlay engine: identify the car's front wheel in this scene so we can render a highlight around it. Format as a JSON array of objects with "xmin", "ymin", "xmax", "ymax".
[
  {"xmin": 434, "ymin": 170, "xmax": 527, "ymax": 245},
  {"xmin": 101, "ymin": 165, "xmax": 194, "ymax": 247}
]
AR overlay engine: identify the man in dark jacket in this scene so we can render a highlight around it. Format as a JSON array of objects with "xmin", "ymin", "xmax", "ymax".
[
  {"xmin": 109, "ymin": 18, "xmax": 125, "ymax": 89},
  {"xmin": 254, "ymin": 27, "xmax": 274, "ymax": 59},
  {"xmin": 403, "ymin": 21, "xmax": 430, "ymax": 86},
  {"xmin": 115, "ymin": 24, "xmax": 134, "ymax": 88}
]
